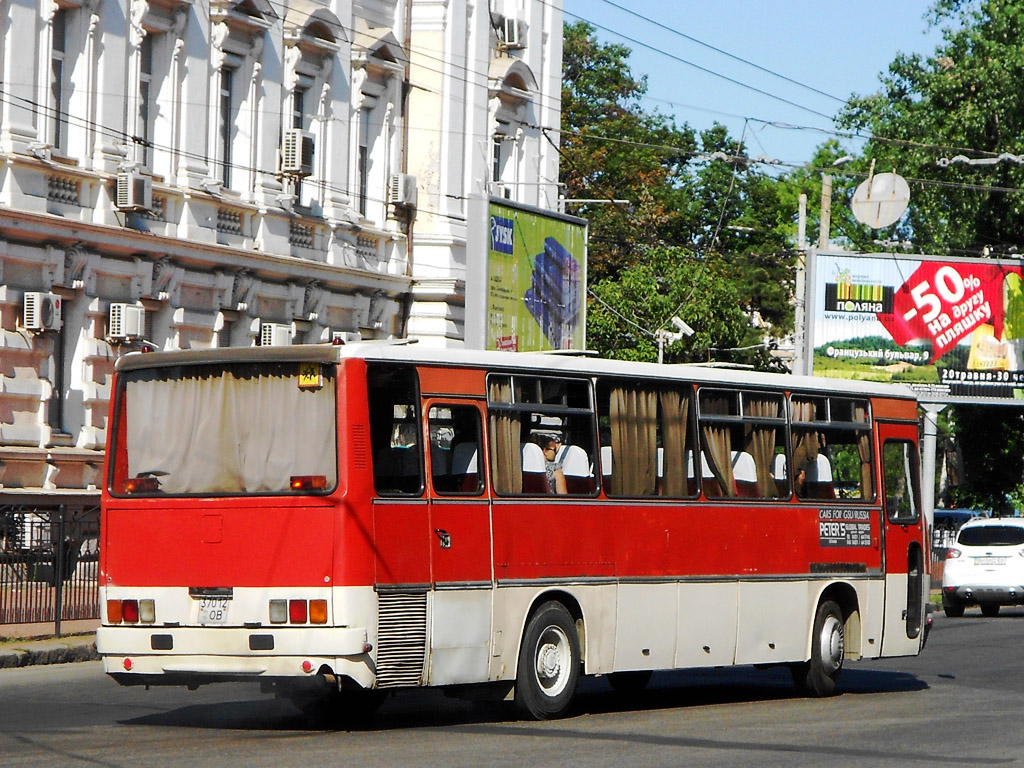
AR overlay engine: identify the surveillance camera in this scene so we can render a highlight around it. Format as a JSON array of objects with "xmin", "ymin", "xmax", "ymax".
[{"xmin": 671, "ymin": 316, "xmax": 694, "ymax": 336}]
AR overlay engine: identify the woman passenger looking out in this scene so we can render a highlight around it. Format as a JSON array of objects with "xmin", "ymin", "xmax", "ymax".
[{"xmin": 539, "ymin": 435, "xmax": 567, "ymax": 494}]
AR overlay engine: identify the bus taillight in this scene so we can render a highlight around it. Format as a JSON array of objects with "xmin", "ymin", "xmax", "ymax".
[
  {"xmin": 289, "ymin": 599, "xmax": 307, "ymax": 624},
  {"xmin": 269, "ymin": 599, "xmax": 326, "ymax": 625},
  {"xmin": 106, "ymin": 598, "xmax": 156, "ymax": 624},
  {"xmin": 121, "ymin": 600, "xmax": 140, "ymax": 623},
  {"xmin": 309, "ymin": 600, "xmax": 328, "ymax": 625},
  {"xmin": 289, "ymin": 475, "xmax": 327, "ymax": 490}
]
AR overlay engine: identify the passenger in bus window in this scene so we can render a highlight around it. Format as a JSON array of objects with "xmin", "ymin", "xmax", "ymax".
[
  {"xmin": 794, "ymin": 465, "xmax": 808, "ymax": 497},
  {"xmin": 540, "ymin": 436, "xmax": 568, "ymax": 494}
]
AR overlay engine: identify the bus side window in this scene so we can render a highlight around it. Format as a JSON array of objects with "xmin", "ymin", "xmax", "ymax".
[
  {"xmin": 791, "ymin": 396, "xmax": 873, "ymax": 502},
  {"xmin": 368, "ymin": 365, "xmax": 423, "ymax": 496},
  {"xmin": 430, "ymin": 404, "xmax": 483, "ymax": 495},
  {"xmin": 598, "ymin": 382, "xmax": 695, "ymax": 499},
  {"xmin": 488, "ymin": 374, "xmax": 597, "ymax": 496}
]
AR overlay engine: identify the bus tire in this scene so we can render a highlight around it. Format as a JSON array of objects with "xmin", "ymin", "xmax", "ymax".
[
  {"xmin": 514, "ymin": 601, "xmax": 580, "ymax": 720},
  {"xmin": 792, "ymin": 600, "xmax": 844, "ymax": 697}
]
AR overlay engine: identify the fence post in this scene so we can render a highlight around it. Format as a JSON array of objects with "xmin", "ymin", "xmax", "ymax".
[{"xmin": 54, "ymin": 505, "xmax": 65, "ymax": 637}]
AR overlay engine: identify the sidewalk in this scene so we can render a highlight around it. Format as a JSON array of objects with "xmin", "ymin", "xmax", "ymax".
[{"xmin": 0, "ymin": 620, "xmax": 99, "ymax": 669}]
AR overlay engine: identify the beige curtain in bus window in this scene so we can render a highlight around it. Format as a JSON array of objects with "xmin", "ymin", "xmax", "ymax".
[
  {"xmin": 658, "ymin": 389, "xmax": 688, "ymax": 497},
  {"xmin": 610, "ymin": 387, "xmax": 656, "ymax": 496},
  {"xmin": 745, "ymin": 397, "xmax": 779, "ymax": 498},
  {"xmin": 488, "ymin": 380, "xmax": 522, "ymax": 494},
  {"xmin": 700, "ymin": 396, "xmax": 734, "ymax": 497},
  {"xmin": 791, "ymin": 398, "xmax": 820, "ymax": 473},
  {"xmin": 855, "ymin": 404, "xmax": 873, "ymax": 499},
  {"xmin": 126, "ymin": 372, "xmax": 335, "ymax": 494}
]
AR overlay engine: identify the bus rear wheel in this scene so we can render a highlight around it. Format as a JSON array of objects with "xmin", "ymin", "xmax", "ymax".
[
  {"xmin": 791, "ymin": 600, "xmax": 844, "ymax": 697},
  {"xmin": 514, "ymin": 601, "xmax": 580, "ymax": 720}
]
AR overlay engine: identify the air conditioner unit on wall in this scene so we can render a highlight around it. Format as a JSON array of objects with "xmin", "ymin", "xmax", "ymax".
[
  {"xmin": 499, "ymin": 16, "xmax": 525, "ymax": 49},
  {"xmin": 109, "ymin": 303, "xmax": 145, "ymax": 340},
  {"xmin": 281, "ymin": 129, "xmax": 315, "ymax": 176},
  {"xmin": 116, "ymin": 171, "xmax": 153, "ymax": 211},
  {"xmin": 388, "ymin": 173, "xmax": 418, "ymax": 207},
  {"xmin": 260, "ymin": 322, "xmax": 294, "ymax": 347},
  {"xmin": 23, "ymin": 292, "xmax": 62, "ymax": 331}
]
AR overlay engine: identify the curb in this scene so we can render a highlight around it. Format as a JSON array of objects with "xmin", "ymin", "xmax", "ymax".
[{"xmin": 0, "ymin": 640, "xmax": 99, "ymax": 669}]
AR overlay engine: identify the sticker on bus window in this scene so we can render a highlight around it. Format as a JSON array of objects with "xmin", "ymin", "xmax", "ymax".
[{"xmin": 298, "ymin": 364, "xmax": 323, "ymax": 390}]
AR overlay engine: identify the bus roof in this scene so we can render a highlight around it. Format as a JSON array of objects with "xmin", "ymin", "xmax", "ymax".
[{"xmin": 114, "ymin": 342, "xmax": 918, "ymax": 402}]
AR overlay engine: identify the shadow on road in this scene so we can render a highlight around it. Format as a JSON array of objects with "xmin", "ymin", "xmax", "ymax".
[{"xmin": 119, "ymin": 664, "xmax": 927, "ymax": 733}]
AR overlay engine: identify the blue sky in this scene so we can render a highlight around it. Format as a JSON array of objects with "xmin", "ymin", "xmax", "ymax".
[{"xmin": 561, "ymin": 0, "xmax": 948, "ymax": 169}]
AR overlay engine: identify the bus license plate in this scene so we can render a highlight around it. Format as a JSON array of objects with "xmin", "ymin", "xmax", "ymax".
[{"xmin": 198, "ymin": 597, "xmax": 230, "ymax": 625}]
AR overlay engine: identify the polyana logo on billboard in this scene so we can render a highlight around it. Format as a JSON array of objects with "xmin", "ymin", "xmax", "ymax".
[{"xmin": 811, "ymin": 254, "xmax": 1024, "ymax": 401}]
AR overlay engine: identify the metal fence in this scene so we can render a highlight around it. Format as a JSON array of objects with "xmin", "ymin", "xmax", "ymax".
[{"xmin": 0, "ymin": 504, "xmax": 100, "ymax": 634}]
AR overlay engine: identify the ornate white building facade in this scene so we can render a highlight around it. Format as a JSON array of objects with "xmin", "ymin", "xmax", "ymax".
[{"xmin": 0, "ymin": 0, "xmax": 563, "ymax": 513}]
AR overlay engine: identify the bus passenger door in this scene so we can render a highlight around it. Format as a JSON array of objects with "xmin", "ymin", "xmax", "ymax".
[
  {"xmin": 368, "ymin": 367, "xmax": 431, "ymax": 589},
  {"xmin": 878, "ymin": 423, "xmax": 927, "ymax": 657},
  {"xmin": 425, "ymin": 401, "xmax": 493, "ymax": 685}
]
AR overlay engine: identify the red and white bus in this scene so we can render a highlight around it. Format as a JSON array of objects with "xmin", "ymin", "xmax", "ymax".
[{"xmin": 98, "ymin": 343, "xmax": 928, "ymax": 719}]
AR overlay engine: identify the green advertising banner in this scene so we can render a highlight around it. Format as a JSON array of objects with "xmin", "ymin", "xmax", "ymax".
[
  {"xmin": 487, "ymin": 201, "xmax": 587, "ymax": 352},
  {"xmin": 809, "ymin": 251, "xmax": 1024, "ymax": 402}
]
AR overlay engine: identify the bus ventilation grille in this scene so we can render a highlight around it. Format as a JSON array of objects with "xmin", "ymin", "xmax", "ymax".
[{"xmin": 375, "ymin": 592, "xmax": 428, "ymax": 689}]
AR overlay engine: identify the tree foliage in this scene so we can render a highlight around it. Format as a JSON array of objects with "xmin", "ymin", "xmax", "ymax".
[
  {"xmin": 560, "ymin": 21, "xmax": 697, "ymax": 282},
  {"xmin": 947, "ymin": 406, "xmax": 1024, "ymax": 513},
  {"xmin": 587, "ymin": 247, "xmax": 751, "ymax": 364},
  {"xmin": 561, "ymin": 22, "xmax": 799, "ymax": 362}
]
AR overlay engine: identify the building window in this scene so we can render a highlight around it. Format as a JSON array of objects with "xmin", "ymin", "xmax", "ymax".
[
  {"xmin": 492, "ymin": 136, "xmax": 512, "ymax": 197},
  {"xmin": 218, "ymin": 67, "xmax": 234, "ymax": 188},
  {"xmin": 50, "ymin": 9, "xmax": 68, "ymax": 153},
  {"xmin": 358, "ymin": 108, "xmax": 370, "ymax": 216},
  {"xmin": 138, "ymin": 35, "xmax": 154, "ymax": 168},
  {"xmin": 292, "ymin": 86, "xmax": 308, "ymax": 201}
]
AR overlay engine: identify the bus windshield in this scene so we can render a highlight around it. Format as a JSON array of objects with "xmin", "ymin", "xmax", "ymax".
[{"xmin": 112, "ymin": 362, "xmax": 337, "ymax": 496}]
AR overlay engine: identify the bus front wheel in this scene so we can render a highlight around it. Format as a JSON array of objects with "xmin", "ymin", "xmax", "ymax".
[
  {"xmin": 514, "ymin": 601, "xmax": 580, "ymax": 720},
  {"xmin": 791, "ymin": 600, "xmax": 844, "ymax": 697}
]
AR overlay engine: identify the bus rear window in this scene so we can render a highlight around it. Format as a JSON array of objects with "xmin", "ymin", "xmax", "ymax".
[{"xmin": 111, "ymin": 362, "xmax": 337, "ymax": 496}]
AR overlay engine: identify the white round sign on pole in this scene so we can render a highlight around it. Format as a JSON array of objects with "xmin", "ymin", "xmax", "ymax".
[{"xmin": 850, "ymin": 172, "xmax": 910, "ymax": 229}]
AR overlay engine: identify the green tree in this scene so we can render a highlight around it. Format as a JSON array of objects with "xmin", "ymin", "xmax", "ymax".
[
  {"xmin": 561, "ymin": 23, "xmax": 800, "ymax": 360},
  {"xmin": 947, "ymin": 406, "xmax": 1024, "ymax": 514},
  {"xmin": 560, "ymin": 21, "xmax": 697, "ymax": 282},
  {"xmin": 587, "ymin": 247, "xmax": 763, "ymax": 365}
]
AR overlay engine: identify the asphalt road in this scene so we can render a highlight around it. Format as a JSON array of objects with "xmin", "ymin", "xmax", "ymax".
[{"xmin": 2, "ymin": 608, "xmax": 1023, "ymax": 768}]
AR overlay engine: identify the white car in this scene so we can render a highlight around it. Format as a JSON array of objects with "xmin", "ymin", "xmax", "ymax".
[{"xmin": 942, "ymin": 517, "xmax": 1024, "ymax": 617}]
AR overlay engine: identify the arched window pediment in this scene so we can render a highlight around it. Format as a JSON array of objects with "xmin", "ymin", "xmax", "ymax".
[
  {"xmin": 210, "ymin": 0, "xmax": 275, "ymax": 38},
  {"xmin": 489, "ymin": 59, "xmax": 535, "ymax": 132},
  {"xmin": 352, "ymin": 21, "xmax": 407, "ymax": 80},
  {"xmin": 489, "ymin": 58, "xmax": 536, "ymax": 103},
  {"xmin": 285, "ymin": 5, "xmax": 345, "ymax": 59}
]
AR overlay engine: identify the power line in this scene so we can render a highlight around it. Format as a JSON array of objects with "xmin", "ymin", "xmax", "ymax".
[
  {"xmin": 590, "ymin": 0, "xmax": 846, "ymax": 105},
  {"xmin": 560, "ymin": 10, "xmax": 835, "ymax": 122}
]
